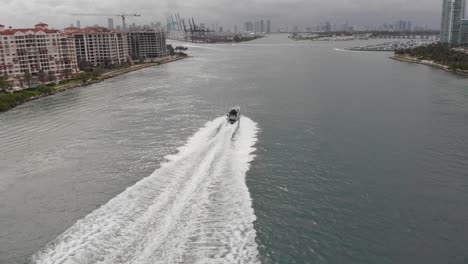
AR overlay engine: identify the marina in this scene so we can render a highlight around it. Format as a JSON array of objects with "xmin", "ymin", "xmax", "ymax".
[{"xmin": 346, "ymin": 39, "xmax": 437, "ymax": 51}]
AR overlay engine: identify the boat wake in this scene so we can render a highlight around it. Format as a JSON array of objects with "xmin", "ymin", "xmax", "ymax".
[
  {"xmin": 333, "ymin": 48, "xmax": 353, "ymax": 52},
  {"xmin": 31, "ymin": 117, "xmax": 260, "ymax": 264}
]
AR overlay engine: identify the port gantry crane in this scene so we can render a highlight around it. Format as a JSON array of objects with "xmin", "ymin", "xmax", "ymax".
[
  {"xmin": 71, "ymin": 13, "xmax": 141, "ymax": 30},
  {"xmin": 167, "ymin": 13, "xmax": 214, "ymax": 42}
]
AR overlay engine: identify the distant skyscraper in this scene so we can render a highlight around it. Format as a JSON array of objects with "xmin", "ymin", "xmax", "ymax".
[
  {"xmin": 234, "ymin": 25, "xmax": 238, "ymax": 33},
  {"xmin": 266, "ymin": 20, "xmax": 271, "ymax": 34},
  {"xmin": 254, "ymin": 21, "xmax": 260, "ymax": 33},
  {"xmin": 108, "ymin": 18, "xmax": 114, "ymax": 30},
  {"xmin": 325, "ymin": 21, "xmax": 331, "ymax": 32},
  {"xmin": 76, "ymin": 20, "xmax": 81, "ymax": 28},
  {"xmin": 244, "ymin": 21, "xmax": 253, "ymax": 32},
  {"xmin": 260, "ymin": 20, "xmax": 264, "ymax": 33},
  {"xmin": 441, "ymin": 0, "xmax": 466, "ymax": 45}
]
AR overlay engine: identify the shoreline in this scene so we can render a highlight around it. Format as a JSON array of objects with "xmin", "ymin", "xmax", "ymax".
[
  {"xmin": 389, "ymin": 55, "xmax": 468, "ymax": 76},
  {"xmin": 0, "ymin": 56, "xmax": 188, "ymax": 112}
]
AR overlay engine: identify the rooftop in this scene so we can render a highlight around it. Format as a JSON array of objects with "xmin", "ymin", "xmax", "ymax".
[
  {"xmin": 0, "ymin": 28, "xmax": 59, "ymax": 35},
  {"xmin": 0, "ymin": 22, "xmax": 58, "ymax": 35},
  {"xmin": 65, "ymin": 26, "xmax": 124, "ymax": 34}
]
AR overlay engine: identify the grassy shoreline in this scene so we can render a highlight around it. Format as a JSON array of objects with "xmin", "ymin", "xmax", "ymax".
[
  {"xmin": 0, "ymin": 56, "xmax": 187, "ymax": 112},
  {"xmin": 390, "ymin": 55, "xmax": 468, "ymax": 76}
]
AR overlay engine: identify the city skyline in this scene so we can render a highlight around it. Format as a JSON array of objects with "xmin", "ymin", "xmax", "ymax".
[{"xmin": 0, "ymin": 0, "xmax": 465, "ymax": 30}]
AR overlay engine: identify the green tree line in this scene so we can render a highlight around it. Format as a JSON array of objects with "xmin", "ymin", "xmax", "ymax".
[{"xmin": 395, "ymin": 43, "xmax": 468, "ymax": 71}]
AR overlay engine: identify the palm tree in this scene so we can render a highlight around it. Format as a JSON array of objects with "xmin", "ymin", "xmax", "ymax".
[
  {"xmin": 38, "ymin": 69, "xmax": 47, "ymax": 84},
  {"xmin": 47, "ymin": 71, "xmax": 56, "ymax": 82},
  {"xmin": 23, "ymin": 70, "xmax": 32, "ymax": 88},
  {"xmin": 0, "ymin": 73, "xmax": 10, "ymax": 91},
  {"xmin": 62, "ymin": 68, "xmax": 71, "ymax": 80}
]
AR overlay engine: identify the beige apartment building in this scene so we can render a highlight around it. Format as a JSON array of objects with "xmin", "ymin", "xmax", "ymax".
[
  {"xmin": 0, "ymin": 22, "xmax": 79, "ymax": 86},
  {"xmin": 65, "ymin": 26, "xmax": 130, "ymax": 67}
]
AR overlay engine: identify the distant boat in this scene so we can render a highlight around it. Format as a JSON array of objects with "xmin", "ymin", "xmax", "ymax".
[{"xmin": 227, "ymin": 107, "xmax": 240, "ymax": 124}]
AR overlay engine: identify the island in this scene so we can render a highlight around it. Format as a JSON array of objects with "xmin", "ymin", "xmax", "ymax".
[{"xmin": 391, "ymin": 43, "xmax": 468, "ymax": 75}]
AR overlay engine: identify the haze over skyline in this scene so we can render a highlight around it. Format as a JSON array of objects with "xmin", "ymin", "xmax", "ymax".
[{"xmin": 0, "ymin": 0, "xmax": 456, "ymax": 30}]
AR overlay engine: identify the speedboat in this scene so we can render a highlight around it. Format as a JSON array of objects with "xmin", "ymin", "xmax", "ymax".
[{"xmin": 227, "ymin": 107, "xmax": 240, "ymax": 124}]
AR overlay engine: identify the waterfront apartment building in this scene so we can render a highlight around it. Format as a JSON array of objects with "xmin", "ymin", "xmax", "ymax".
[
  {"xmin": 0, "ymin": 22, "xmax": 79, "ymax": 86},
  {"xmin": 460, "ymin": 19, "xmax": 468, "ymax": 44},
  {"xmin": 441, "ymin": 0, "xmax": 466, "ymax": 45},
  {"xmin": 128, "ymin": 30, "xmax": 167, "ymax": 60},
  {"xmin": 66, "ymin": 26, "xmax": 129, "ymax": 67}
]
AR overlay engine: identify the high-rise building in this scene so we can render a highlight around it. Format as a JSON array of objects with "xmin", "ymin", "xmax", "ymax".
[
  {"xmin": 460, "ymin": 19, "xmax": 468, "ymax": 44},
  {"xmin": 325, "ymin": 21, "xmax": 331, "ymax": 32},
  {"xmin": 266, "ymin": 20, "xmax": 271, "ymax": 34},
  {"xmin": 108, "ymin": 18, "xmax": 114, "ymax": 30},
  {"xmin": 0, "ymin": 22, "xmax": 79, "ymax": 86},
  {"xmin": 254, "ymin": 21, "xmax": 260, "ymax": 33},
  {"xmin": 76, "ymin": 20, "xmax": 81, "ymax": 28},
  {"xmin": 128, "ymin": 30, "xmax": 167, "ymax": 60},
  {"xmin": 441, "ymin": 0, "xmax": 452, "ymax": 42},
  {"xmin": 450, "ymin": 0, "xmax": 465, "ymax": 44},
  {"xmin": 441, "ymin": 0, "xmax": 466, "ymax": 45},
  {"xmin": 234, "ymin": 25, "xmax": 238, "ymax": 33},
  {"xmin": 66, "ymin": 26, "xmax": 129, "ymax": 66},
  {"xmin": 244, "ymin": 21, "xmax": 253, "ymax": 32},
  {"xmin": 260, "ymin": 20, "xmax": 264, "ymax": 33}
]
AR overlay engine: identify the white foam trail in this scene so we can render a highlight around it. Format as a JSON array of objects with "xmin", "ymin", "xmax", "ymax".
[
  {"xmin": 334, "ymin": 48, "xmax": 352, "ymax": 52},
  {"xmin": 31, "ymin": 117, "xmax": 260, "ymax": 264}
]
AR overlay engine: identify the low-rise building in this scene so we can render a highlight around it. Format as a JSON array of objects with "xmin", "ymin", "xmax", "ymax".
[
  {"xmin": 65, "ymin": 26, "xmax": 129, "ymax": 67},
  {"xmin": 128, "ymin": 30, "xmax": 167, "ymax": 60},
  {"xmin": 0, "ymin": 22, "xmax": 79, "ymax": 86}
]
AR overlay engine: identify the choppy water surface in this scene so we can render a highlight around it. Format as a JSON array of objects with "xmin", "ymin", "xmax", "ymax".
[{"xmin": 1, "ymin": 35, "xmax": 468, "ymax": 264}]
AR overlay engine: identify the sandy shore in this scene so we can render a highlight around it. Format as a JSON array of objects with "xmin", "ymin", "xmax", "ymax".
[{"xmin": 390, "ymin": 55, "xmax": 468, "ymax": 76}]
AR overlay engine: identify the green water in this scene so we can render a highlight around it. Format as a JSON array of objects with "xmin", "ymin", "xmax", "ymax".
[{"xmin": 1, "ymin": 35, "xmax": 468, "ymax": 263}]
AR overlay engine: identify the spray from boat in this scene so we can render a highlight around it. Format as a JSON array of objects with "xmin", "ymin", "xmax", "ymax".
[{"xmin": 31, "ymin": 116, "xmax": 260, "ymax": 264}]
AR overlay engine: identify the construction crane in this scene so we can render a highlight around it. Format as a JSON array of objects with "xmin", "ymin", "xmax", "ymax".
[{"xmin": 71, "ymin": 13, "xmax": 141, "ymax": 30}]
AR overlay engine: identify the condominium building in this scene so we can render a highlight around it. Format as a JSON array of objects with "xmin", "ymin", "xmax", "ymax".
[
  {"xmin": 441, "ymin": 0, "xmax": 466, "ymax": 45},
  {"xmin": 128, "ymin": 30, "xmax": 167, "ymax": 59},
  {"xmin": 441, "ymin": 0, "xmax": 451, "ymax": 42},
  {"xmin": 460, "ymin": 19, "xmax": 468, "ymax": 44},
  {"xmin": 66, "ymin": 26, "xmax": 129, "ymax": 67},
  {"xmin": 0, "ymin": 22, "xmax": 79, "ymax": 85}
]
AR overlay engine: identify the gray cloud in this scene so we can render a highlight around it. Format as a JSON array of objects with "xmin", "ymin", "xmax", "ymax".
[{"xmin": 0, "ymin": 0, "xmax": 447, "ymax": 30}]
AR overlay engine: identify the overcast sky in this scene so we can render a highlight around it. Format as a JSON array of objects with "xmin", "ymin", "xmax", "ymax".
[{"xmin": 0, "ymin": 0, "xmax": 448, "ymax": 30}]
